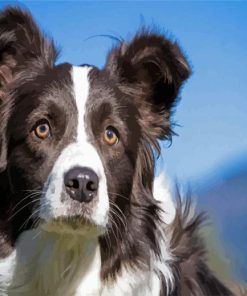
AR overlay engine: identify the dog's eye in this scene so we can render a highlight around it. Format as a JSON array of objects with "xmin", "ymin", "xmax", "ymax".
[
  {"xmin": 32, "ymin": 121, "xmax": 51, "ymax": 140},
  {"xmin": 103, "ymin": 127, "xmax": 119, "ymax": 146}
]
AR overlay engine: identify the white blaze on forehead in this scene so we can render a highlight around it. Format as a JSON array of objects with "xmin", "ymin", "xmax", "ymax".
[
  {"xmin": 72, "ymin": 66, "xmax": 91, "ymax": 143},
  {"xmin": 40, "ymin": 66, "xmax": 109, "ymax": 227},
  {"xmin": 72, "ymin": 65, "xmax": 109, "ymax": 226}
]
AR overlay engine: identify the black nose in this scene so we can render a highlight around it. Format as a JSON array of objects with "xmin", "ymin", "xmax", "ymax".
[{"xmin": 64, "ymin": 167, "xmax": 99, "ymax": 203}]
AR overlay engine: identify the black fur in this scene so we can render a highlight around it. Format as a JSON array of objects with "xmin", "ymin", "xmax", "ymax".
[
  {"xmin": 0, "ymin": 7, "xmax": 70, "ymax": 249},
  {"xmin": 165, "ymin": 198, "xmax": 234, "ymax": 296},
  {"xmin": 94, "ymin": 30, "xmax": 191, "ymax": 280},
  {"xmin": 0, "ymin": 6, "xmax": 235, "ymax": 295}
]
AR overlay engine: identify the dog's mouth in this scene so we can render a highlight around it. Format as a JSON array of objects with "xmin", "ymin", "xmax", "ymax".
[
  {"xmin": 39, "ymin": 166, "xmax": 110, "ymax": 235},
  {"xmin": 39, "ymin": 215, "xmax": 101, "ymax": 235}
]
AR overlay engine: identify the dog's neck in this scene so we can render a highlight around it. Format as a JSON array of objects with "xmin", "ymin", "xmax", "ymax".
[
  {"xmin": 0, "ymin": 174, "xmax": 176, "ymax": 296},
  {"xmin": 9, "ymin": 229, "xmax": 102, "ymax": 296}
]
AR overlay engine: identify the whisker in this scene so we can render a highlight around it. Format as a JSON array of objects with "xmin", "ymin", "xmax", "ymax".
[
  {"xmin": 107, "ymin": 191, "xmax": 130, "ymax": 202},
  {"xmin": 109, "ymin": 212, "xmax": 125, "ymax": 243},
  {"xmin": 20, "ymin": 186, "xmax": 42, "ymax": 193},
  {"xmin": 62, "ymin": 263, "xmax": 72, "ymax": 277},
  {"xmin": 108, "ymin": 215, "xmax": 120, "ymax": 245},
  {"xmin": 104, "ymin": 228, "xmax": 112, "ymax": 251},
  {"xmin": 8, "ymin": 197, "xmax": 41, "ymax": 222},
  {"xmin": 32, "ymin": 230, "xmax": 41, "ymax": 240},
  {"xmin": 109, "ymin": 203, "xmax": 128, "ymax": 232},
  {"xmin": 11, "ymin": 191, "xmax": 43, "ymax": 212},
  {"xmin": 18, "ymin": 207, "xmax": 41, "ymax": 231}
]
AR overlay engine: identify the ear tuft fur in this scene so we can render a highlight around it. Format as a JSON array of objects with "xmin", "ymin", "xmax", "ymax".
[
  {"xmin": 0, "ymin": 6, "xmax": 58, "ymax": 86},
  {"xmin": 104, "ymin": 29, "xmax": 191, "ymax": 142}
]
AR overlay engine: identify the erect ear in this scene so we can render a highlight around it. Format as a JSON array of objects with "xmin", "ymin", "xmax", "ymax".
[
  {"xmin": 0, "ymin": 7, "xmax": 58, "ymax": 171},
  {"xmin": 0, "ymin": 7, "xmax": 58, "ymax": 89},
  {"xmin": 104, "ymin": 30, "xmax": 191, "ymax": 141}
]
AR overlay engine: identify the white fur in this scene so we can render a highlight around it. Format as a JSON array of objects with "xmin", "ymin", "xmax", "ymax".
[
  {"xmin": 101, "ymin": 266, "xmax": 159, "ymax": 296},
  {"xmin": 0, "ymin": 174, "xmax": 175, "ymax": 296},
  {"xmin": 0, "ymin": 250, "xmax": 17, "ymax": 294},
  {"xmin": 0, "ymin": 230, "xmax": 102, "ymax": 296},
  {"xmin": 153, "ymin": 173, "xmax": 176, "ymax": 224},
  {"xmin": 82, "ymin": 173, "xmax": 176, "ymax": 296},
  {"xmin": 0, "ymin": 66, "xmax": 176, "ymax": 295},
  {"xmin": 152, "ymin": 174, "xmax": 175, "ymax": 294},
  {"xmin": 40, "ymin": 66, "xmax": 109, "ymax": 228}
]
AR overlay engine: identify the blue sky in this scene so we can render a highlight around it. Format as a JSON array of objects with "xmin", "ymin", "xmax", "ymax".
[{"xmin": 1, "ymin": 1, "xmax": 247, "ymax": 186}]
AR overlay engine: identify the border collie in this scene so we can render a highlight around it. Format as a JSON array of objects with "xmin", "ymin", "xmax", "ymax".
[{"xmin": 0, "ymin": 7, "xmax": 234, "ymax": 296}]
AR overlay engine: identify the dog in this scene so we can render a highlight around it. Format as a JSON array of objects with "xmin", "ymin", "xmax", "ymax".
[{"xmin": 0, "ymin": 7, "xmax": 234, "ymax": 296}]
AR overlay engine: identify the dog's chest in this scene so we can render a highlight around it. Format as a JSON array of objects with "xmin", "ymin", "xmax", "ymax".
[
  {"xmin": 1, "ymin": 230, "xmax": 164, "ymax": 296},
  {"xmin": 98, "ymin": 269, "xmax": 161, "ymax": 296},
  {"xmin": 2, "ymin": 231, "xmax": 101, "ymax": 296}
]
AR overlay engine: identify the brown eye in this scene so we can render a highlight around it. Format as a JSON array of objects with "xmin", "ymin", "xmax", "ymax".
[
  {"xmin": 103, "ymin": 127, "xmax": 119, "ymax": 146},
  {"xmin": 33, "ymin": 122, "xmax": 51, "ymax": 140}
]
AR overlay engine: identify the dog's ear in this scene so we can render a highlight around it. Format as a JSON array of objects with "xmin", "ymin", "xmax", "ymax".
[
  {"xmin": 0, "ymin": 7, "xmax": 58, "ymax": 171},
  {"xmin": 0, "ymin": 7, "xmax": 57, "ymax": 90},
  {"xmin": 104, "ymin": 30, "xmax": 191, "ymax": 141}
]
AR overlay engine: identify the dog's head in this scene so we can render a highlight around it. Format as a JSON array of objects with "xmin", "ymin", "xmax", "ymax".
[{"xmin": 0, "ymin": 8, "xmax": 190, "ymax": 239}]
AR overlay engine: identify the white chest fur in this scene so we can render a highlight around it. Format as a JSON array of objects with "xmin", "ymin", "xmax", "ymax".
[
  {"xmin": 0, "ymin": 174, "xmax": 175, "ymax": 296},
  {"xmin": 0, "ymin": 229, "xmax": 172, "ymax": 296},
  {"xmin": 0, "ymin": 230, "xmax": 102, "ymax": 296}
]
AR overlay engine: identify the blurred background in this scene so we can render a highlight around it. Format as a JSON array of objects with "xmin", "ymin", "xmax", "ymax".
[{"xmin": 1, "ymin": 0, "xmax": 246, "ymax": 286}]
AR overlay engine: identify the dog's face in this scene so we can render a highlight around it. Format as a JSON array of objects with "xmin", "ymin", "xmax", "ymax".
[{"xmin": 0, "ymin": 8, "xmax": 190, "ymax": 239}]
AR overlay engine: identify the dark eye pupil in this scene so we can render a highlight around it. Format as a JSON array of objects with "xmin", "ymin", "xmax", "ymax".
[
  {"xmin": 39, "ymin": 125, "xmax": 47, "ymax": 133},
  {"xmin": 107, "ymin": 130, "xmax": 114, "ymax": 139}
]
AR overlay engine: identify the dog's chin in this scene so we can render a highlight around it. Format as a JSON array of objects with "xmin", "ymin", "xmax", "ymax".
[{"xmin": 40, "ymin": 216, "xmax": 105, "ymax": 236}]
